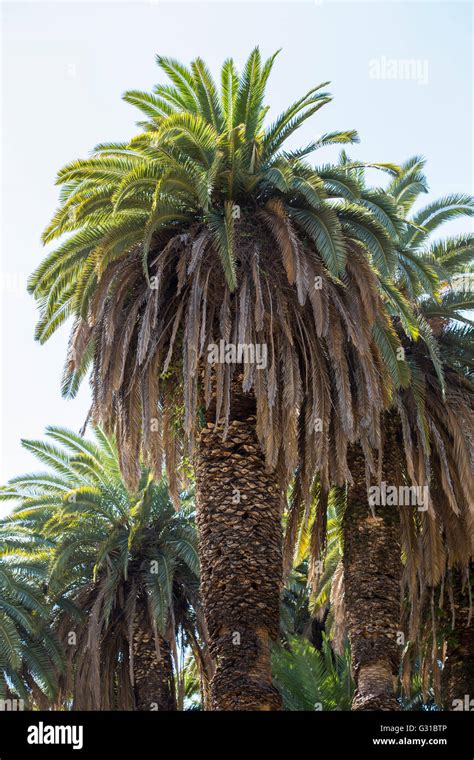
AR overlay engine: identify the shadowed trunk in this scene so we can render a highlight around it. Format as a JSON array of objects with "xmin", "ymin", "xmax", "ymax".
[
  {"xmin": 199, "ymin": 669, "xmax": 213, "ymax": 711},
  {"xmin": 442, "ymin": 566, "xmax": 474, "ymax": 710},
  {"xmin": 309, "ymin": 607, "xmax": 329, "ymax": 651},
  {"xmin": 132, "ymin": 611, "xmax": 176, "ymax": 711},
  {"xmin": 195, "ymin": 384, "xmax": 282, "ymax": 710},
  {"xmin": 343, "ymin": 416, "xmax": 402, "ymax": 710}
]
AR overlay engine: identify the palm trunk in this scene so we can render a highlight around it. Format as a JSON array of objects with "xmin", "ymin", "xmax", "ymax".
[
  {"xmin": 132, "ymin": 622, "xmax": 177, "ymax": 711},
  {"xmin": 442, "ymin": 566, "xmax": 474, "ymax": 709},
  {"xmin": 343, "ymin": 417, "xmax": 402, "ymax": 710},
  {"xmin": 200, "ymin": 669, "xmax": 213, "ymax": 711},
  {"xmin": 195, "ymin": 384, "xmax": 282, "ymax": 710}
]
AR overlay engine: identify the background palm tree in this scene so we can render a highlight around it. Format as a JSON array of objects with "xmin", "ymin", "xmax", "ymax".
[
  {"xmin": 0, "ymin": 534, "xmax": 63, "ymax": 707},
  {"xmin": 0, "ymin": 427, "xmax": 202, "ymax": 710},
  {"xmin": 28, "ymin": 49, "xmax": 411, "ymax": 710},
  {"xmin": 339, "ymin": 157, "xmax": 473, "ymax": 710},
  {"xmin": 392, "ymin": 165, "xmax": 473, "ymax": 711},
  {"xmin": 279, "ymin": 156, "xmax": 473, "ymax": 710}
]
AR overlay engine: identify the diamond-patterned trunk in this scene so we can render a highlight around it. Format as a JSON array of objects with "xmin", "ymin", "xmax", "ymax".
[
  {"xmin": 132, "ymin": 608, "xmax": 176, "ymax": 711},
  {"xmin": 195, "ymin": 386, "xmax": 283, "ymax": 710},
  {"xmin": 344, "ymin": 416, "xmax": 402, "ymax": 710}
]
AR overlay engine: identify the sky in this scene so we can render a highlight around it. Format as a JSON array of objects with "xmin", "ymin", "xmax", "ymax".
[{"xmin": 0, "ymin": 0, "xmax": 472, "ymax": 513}]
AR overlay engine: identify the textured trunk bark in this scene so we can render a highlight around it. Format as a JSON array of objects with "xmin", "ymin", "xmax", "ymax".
[
  {"xmin": 132, "ymin": 621, "xmax": 177, "ymax": 711},
  {"xmin": 442, "ymin": 567, "xmax": 474, "ymax": 710},
  {"xmin": 343, "ymin": 416, "xmax": 402, "ymax": 710},
  {"xmin": 195, "ymin": 384, "xmax": 282, "ymax": 710}
]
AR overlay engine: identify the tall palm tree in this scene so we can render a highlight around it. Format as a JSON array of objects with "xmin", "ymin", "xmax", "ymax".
[
  {"xmin": 343, "ymin": 160, "xmax": 473, "ymax": 710},
  {"xmin": 397, "ymin": 317, "xmax": 473, "ymax": 709},
  {"xmin": 281, "ymin": 157, "xmax": 473, "ymax": 710},
  {"xmin": 0, "ymin": 426, "xmax": 201, "ymax": 710},
  {"xmin": 405, "ymin": 292, "xmax": 473, "ymax": 711},
  {"xmin": 392, "ymin": 165, "xmax": 473, "ymax": 710},
  {"xmin": 28, "ymin": 50, "xmax": 408, "ymax": 709}
]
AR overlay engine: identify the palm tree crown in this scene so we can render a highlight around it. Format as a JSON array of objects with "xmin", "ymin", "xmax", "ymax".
[{"xmin": 29, "ymin": 49, "xmax": 413, "ymax": 509}]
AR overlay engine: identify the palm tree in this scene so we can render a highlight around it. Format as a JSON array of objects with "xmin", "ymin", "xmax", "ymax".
[
  {"xmin": 405, "ymin": 306, "xmax": 473, "ymax": 710},
  {"xmin": 342, "ymin": 159, "xmax": 473, "ymax": 710},
  {"xmin": 0, "ymin": 426, "xmax": 202, "ymax": 710},
  {"xmin": 393, "ymin": 166, "xmax": 473, "ymax": 711},
  {"xmin": 279, "ymin": 157, "xmax": 473, "ymax": 710},
  {"xmin": 0, "ymin": 533, "xmax": 63, "ymax": 707},
  {"xmin": 397, "ymin": 325, "xmax": 473, "ymax": 709},
  {"xmin": 28, "ymin": 50, "xmax": 408, "ymax": 709}
]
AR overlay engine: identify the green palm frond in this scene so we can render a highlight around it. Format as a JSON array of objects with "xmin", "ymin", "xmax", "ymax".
[
  {"xmin": 403, "ymin": 194, "xmax": 474, "ymax": 248},
  {"xmin": 272, "ymin": 635, "xmax": 353, "ymax": 711}
]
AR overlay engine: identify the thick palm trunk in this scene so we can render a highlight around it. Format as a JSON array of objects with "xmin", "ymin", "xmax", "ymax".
[
  {"xmin": 442, "ymin": 566, "xmax": 474, "ymax": 709},
  {"xmin": 195, "ymin": 385, "xmax": 282, "ymax": 710},
  {"xmin": 132, "ymin": 623, "xmax": 176, "ymax": 711},
  {"xmin": 343, "ymin": 419, "xmax": 402, "ymax": 711}
]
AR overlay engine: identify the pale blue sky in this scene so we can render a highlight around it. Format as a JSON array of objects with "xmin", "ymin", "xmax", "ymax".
[{"xmin": 1, "ymin": 1, "xmax": 472, "ymax": 511}]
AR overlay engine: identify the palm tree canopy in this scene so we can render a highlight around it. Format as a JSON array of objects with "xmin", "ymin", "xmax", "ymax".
[{"xmin": 29, "ymin": 49, "xmax": 413, "ymax": 509}]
